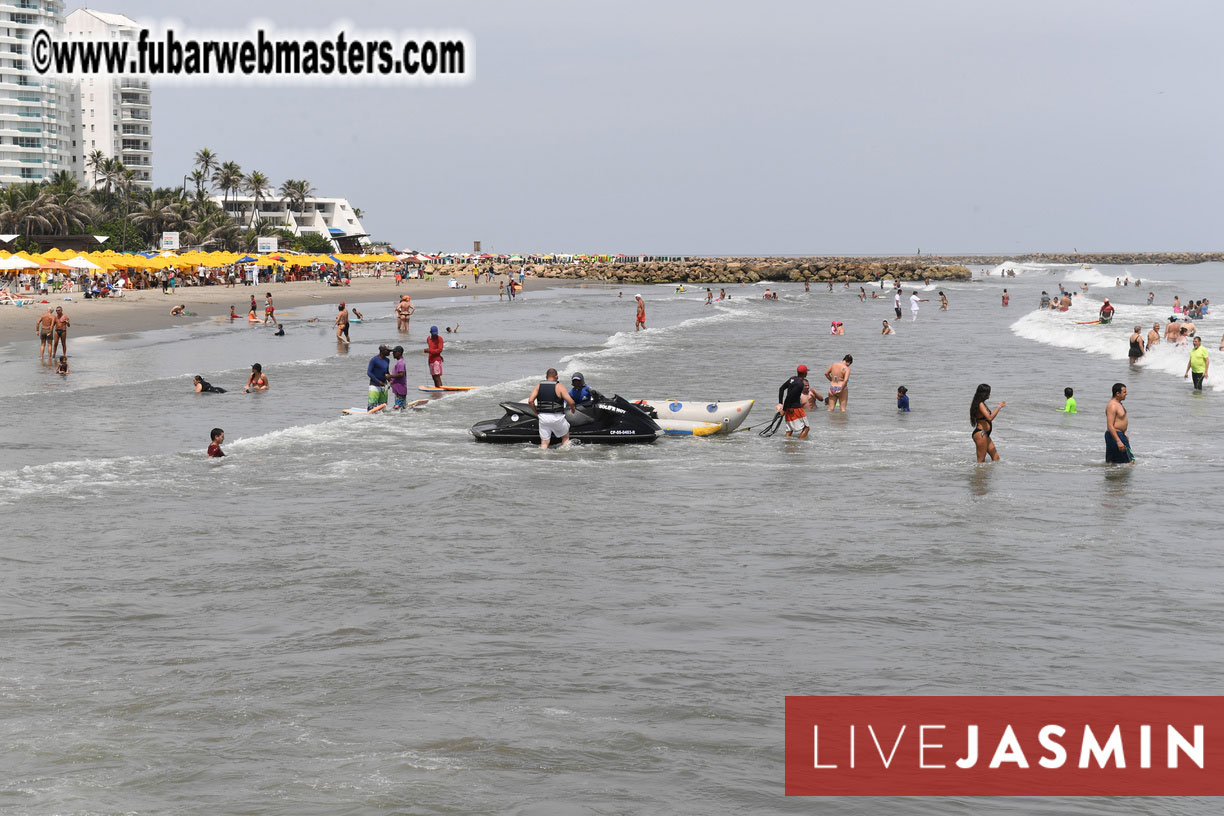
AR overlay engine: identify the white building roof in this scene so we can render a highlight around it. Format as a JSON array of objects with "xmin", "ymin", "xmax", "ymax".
[{"xmin": 71, "ymin": 9, "xmax": 141, "ymax": 29}]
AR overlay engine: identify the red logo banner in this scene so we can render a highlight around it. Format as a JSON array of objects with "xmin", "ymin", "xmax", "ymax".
[{"xmin": 785, "ymin": 697, "xmax": 1223, "ymax": 796}]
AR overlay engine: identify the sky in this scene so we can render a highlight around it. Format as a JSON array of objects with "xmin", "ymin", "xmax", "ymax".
[{"xmin": 76, "ymin": 0, "xmax": 1224, "ymax": 255}]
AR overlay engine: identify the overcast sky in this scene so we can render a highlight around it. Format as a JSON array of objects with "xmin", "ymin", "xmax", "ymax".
[{"xmin": 83, "ymin": 0, "xmax": 1223, "ymax": 255}]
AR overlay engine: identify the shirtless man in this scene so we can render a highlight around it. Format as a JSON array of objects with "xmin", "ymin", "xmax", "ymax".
[
  {"xmin": 1105, "ymin": 383, "xmax": 1133, "ymax": 464},
  {"xmin": 1128, "ymin": 325, "xmax": 1145, "ymax": 364},
  {"xmin": 395, "ymin": 295, "xmax": 415, "ymax": 332},
  {"xmin": 1180, "ymin": 318, "xmax": 1196, "ymax": 338},
  {"xmin": 1164, "ymin": 318, "xmax": 1180, "ymax": 343},
  {"xmin": 1059, "ymin": 293, "xmax": 1072, "ymax": 311},
  {"xmin": 881, "ymin": 320, "xmax": 894, "ymax": 335},
  {"xmin": 824, "ymin": 354, "xmax": 853, "ymax": 413},
  {"xmin": 634, "ymin": 295, "xmax": 646, "ymax": 332},
  {"xmin": 335, "ymin": 302, "xmax": 350, "ymax": 343},
  {"xmin": 51, "ymin": 306, "xmax": 70, "ymax": 358},
  {"xmin": 1147, "ymin": 322, "xmax": 1161, "ymax": 351},
  {"xmin": 800, "ymin": 378, "xmax": 826, "ymax": 410},
  {"xmin": 35, "ymin": 307, "xmax": 55, "ymax": 363}
]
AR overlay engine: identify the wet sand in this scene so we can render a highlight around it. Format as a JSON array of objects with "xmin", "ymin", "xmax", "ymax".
[{"xmin": 0, "ymin": 276, "xmax": 549, "ymax": 346}]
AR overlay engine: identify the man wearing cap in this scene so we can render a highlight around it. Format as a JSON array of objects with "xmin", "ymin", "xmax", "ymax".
[
  {"xmin": 367, "ymin": 344, "xmax": 391, "ymax": 412},
  {"xmin": 335, "ymin": 302, "xmax": 350, "ymax": 343},
  {"xmin": 395, "ymin": 295, "xmax": 414, "ymax": 333},
  {"xmin": 569, "ymin": 372, "xmax": 596, "ymax": 405},
  {"xmin": 424, "ymin": 326, "xmax": 445, "ymax": 387},
  {"xmin": 635, "ymin": 295, "xmax": 646, "ymax": 331},
  {"xmin": 1099, "ymin": 298, "xmax": 1115, "ymax": 324},
  {"xmin": 529, "ymin": 368, "xmax": 577, "ymax": 449},
  {"xmin": 776, "ymin": 365, "xmax": 811, "ymax": 438},
  {"xmin": 388, "ymin": 345, "xmax": 409, "ymax": 409}
]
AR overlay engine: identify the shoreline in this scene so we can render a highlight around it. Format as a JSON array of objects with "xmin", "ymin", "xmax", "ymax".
[{"xmin": 0, "ymin": 276, "xmax": 586, "ymax": 348}]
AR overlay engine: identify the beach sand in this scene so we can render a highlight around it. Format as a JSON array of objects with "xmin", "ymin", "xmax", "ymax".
[{"xmin": 0, "ymin": 276, "xmax": 534, "ymax": 346}]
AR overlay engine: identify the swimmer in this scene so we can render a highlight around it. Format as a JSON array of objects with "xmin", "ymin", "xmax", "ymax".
[
  {"xmin": 244, "ymin": 363, "xmax": 268, "ymax": 393},
  {"xmin": 445, "ymin": 323, "xmax": 460, "ymax": 334},
  {"xmin": 824, "ymin": 354, "xmax": 852, "ymax": 413},
  {"xmin": 207, "ymin": 428, "xmax": 225, "ymax": 458},
  {"xmin": 970, "ymin": 383, "xmax": 1004, "ymax": 462},
  {"xmin": 229, "ymin": 305, "xmax": 237, "ymax": 321},
  {"xmin": 1105, "ymin": 383, "xmax": 1133, "ymax": 464},
  {"xmin": 56, "ymin": 355, "xmax": 69, "ymax": 375},
  {"xmin": 1147, "ymin": 322, "xmax": 1161, "ymax": 351},
  {"xmin": 939, "ymin": 291, "xmax": 948, "ymax": 310},
  {"xmin": 274, "ymin": 323, "xmax": 285, "ymax": 337},
  {"xmin": 896, "ymin": 385, "xmax": 909, "ymax": 412},
  {"xmin": 1128, "ymin": 325, "xmax": 1144, "ymax": 363},
  {"xmin": 170, "ymin": 304, "xmax": 187, "ymax": 316},
  {"xmin": 830, "ymin": 321, "xmax": 844, "ymax": 335},
  {"xmin": 335, "ymin": 303, "xmax": 350, "ymax": 343},
  {"xmin": 881, "ymin": 320, "xmax": 894, "ymax": 335},
  {"xmin": 1061, "ymin": 387, "xmax": 1076, "ymax": 413},
  {"xmin": 193, "ymin": 375, "xmax": 227, "ymax": 394}
]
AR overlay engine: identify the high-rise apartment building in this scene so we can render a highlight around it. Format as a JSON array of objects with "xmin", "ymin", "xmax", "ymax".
[
  {"xmin": 64, "ymin": 8, "xmax": 151, "ymax": 187},
  {"xmin": 0, "ymin": 0, "xmax": 78, "ymax": 185}
]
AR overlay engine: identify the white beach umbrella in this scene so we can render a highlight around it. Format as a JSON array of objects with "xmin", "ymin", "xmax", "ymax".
[
  {"xmin": 63, "ymin": 256, "xmax": 103, "ymax": 270},
  {"xmin": 0, "ymin": 255, "xmax": 39, "ymax": 270}
]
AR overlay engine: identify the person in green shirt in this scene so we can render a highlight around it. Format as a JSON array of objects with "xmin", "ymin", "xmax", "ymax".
[
  {"xmin": 1184, "ymin": 337, "xmax": 1209, "ymax": 391},
  {"xmin": 1061, "ymin": 387, "xmax": 1077, "ymax": 413}
]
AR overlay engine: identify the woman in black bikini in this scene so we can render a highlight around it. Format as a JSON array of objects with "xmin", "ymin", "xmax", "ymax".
[{"xmin": 971, "ymin": 383, "xmax": 1005, "ymax": 462}]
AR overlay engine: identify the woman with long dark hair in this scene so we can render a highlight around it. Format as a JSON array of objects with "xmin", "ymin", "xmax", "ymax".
[{"xmin": 971, "ymin": 383, "xmax": 1004, "ymax": 462}]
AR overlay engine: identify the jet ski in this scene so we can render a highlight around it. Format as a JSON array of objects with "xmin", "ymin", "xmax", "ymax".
[{"xmin": 470, "ymin": 394, "xmax": 661, "ymax": 444}]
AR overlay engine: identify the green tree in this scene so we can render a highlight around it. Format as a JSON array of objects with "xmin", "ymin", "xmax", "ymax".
[
  {"xmin": 193, "ymin": 147, "xmax": 218, "ymax": 185},
  {"xmin": 243, "ymin": 170, "xmax": 272, "ymax": 227},
  {"xmin": 291, "ymin": 231, "xmax": 336, "ymax": 254}
]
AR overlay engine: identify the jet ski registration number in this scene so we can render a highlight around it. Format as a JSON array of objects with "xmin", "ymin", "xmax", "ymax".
[{"xmin": 609, "ymin": 429, "xmax": 636, "ymax": 434}]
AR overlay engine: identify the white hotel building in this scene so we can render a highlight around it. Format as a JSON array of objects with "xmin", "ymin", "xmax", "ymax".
[
  {"xmin": 0, "ymin": 0, "xmax": 79, "ymax": 185},
  {"xmin": 209, "ymin": 194, "xmax": 368, "ymax": 244},
  {"xmin": 64, "ymin": 8, "xmax": 151, "ymax": 187}
]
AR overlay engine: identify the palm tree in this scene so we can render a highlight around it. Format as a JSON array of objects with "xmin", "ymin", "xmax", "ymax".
[
  {"xmin": 99, "ymin": 157, "xmax": 125, "ymax": 196},
  {"xmin": 84, "ymin": 149, "xmax": 105, "ymax": 189},
  {"xmin": 243, "ymin": 171, "xmax": 271, "ymax": 227},
  {"xmin": 353, "ymin": 207, "xmax": 364, "ymax": 220},
  {"xmin": 119, "ymin": 168, "xmax": 137, "ymax": 250},
  {"xmin": 187, "ymin": 169, "xmax": 207, "ymax": 195},
  {"xmin": 277, "ymin": 178, "xmax": 315, "ymax": 226},
  {"xmin": 132, "ymin": 189, "xmax": 185, "ymax": 246},
  {"xmin": 43, "ymin": 174, "xmax": 94, "ymax": 234},
  {"xmin": 0, "ymin": 184, "xmax": 54, "ymax": 239},
  {"xmin": 214, "ymin": 161, "xmax": 243, "ymax": 225},
  {"xmin": 193, "ymin": 148, "xmax": 218, "ymax": 185}
]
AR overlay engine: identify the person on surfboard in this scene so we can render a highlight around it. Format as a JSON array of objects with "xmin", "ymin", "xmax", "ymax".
[{"xmin": 424, "ymin": 326, "xmax": 444, "ymax": 387}]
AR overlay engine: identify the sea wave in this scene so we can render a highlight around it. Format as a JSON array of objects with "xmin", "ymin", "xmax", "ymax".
[{"xmin": 1011, "ymin": 307, "xmax": 1222, "ymax": 391}]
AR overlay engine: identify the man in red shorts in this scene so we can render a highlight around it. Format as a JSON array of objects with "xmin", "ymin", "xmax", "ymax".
[{"xmin": 775, "ymin": 364, "xmax": 810, "ymax": 438}]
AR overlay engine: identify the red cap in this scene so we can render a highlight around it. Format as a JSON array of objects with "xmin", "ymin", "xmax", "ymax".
[{"xmin": 797, "ymin": 365, "xmax": 809, "ymax": 374}]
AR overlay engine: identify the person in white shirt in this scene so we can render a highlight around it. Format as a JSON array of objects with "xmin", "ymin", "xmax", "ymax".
[{"xmin": 909, "ymin": 292, "xmax": 929, "ymax": 320}]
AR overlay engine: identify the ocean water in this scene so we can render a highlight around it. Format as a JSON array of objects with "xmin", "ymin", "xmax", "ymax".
[{"xmin": 1, "ymin": 264, "xmax": 1221, "ymax": 815}]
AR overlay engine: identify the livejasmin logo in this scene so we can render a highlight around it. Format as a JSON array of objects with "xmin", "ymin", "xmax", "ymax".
[
  {"xmin": 784, "ymin": 696, "xmax": 1224, "ymax": 796},
  {"xmin": 811, "ymin": 722, "xmax": 1202, "ymax": 770}
]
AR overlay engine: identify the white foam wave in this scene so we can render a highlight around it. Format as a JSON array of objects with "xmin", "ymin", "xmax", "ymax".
[
  {"xmin": 990, "ymin": 261, "xmax": 1077, "ymax": 277},
  {"xmin": 1011, "ymin": 309, "xmax": 1223, "ymax": 391},
  {"xmin": 557, "ymin": 302, "xmax": 753, "ymax": 370}
]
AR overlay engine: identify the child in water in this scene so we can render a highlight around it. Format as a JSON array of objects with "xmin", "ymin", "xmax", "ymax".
[
  {"xmin": 1061, "ymin": 387, "xmax": 1077, "ymax": 413},
  {"xmin": 56, "ymin": 355, "xmax": 69, "ymax": 375},
  {"xmin": 897, "ymin": 385, "xmax": 909, "ymax": 412}
]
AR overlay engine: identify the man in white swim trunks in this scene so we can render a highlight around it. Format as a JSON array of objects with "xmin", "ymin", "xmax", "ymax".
[{"xmin": 528, "ymin": 368, "xmax": 577, "ymax": 450}]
